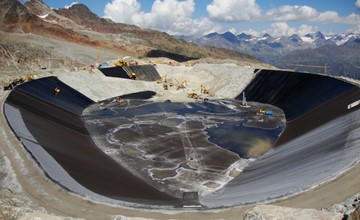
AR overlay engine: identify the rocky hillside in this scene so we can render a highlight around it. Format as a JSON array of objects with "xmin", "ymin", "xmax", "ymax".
[
  {"xmin": 0, "ymin": 0, "xmax": 95, "ymax": 45},
  {"xmin": 53, "ymin": 2, "xmax": 259, "ymax": 62},
  {"xmin": 24, "ymin": 0, "xmax": 81, "ymax": 30},
  {"xmin": 0, "ymin": 0, "xmax": 33, "ymax": 32},
  {"xmin": 0, "ymin": 0, "xmax": 259, "ymax": 66}
]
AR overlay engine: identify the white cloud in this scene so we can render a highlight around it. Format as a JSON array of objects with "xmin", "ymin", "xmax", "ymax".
[
  {"xmin": 104, "ymin": 0, "xmax": 218, "ymax": 35},
  {"xmin": 207, "ymin": 0, "xmax": 261, "ymax": 22},
  {"xmin": 264, "ymin": 8, "xmax": 359, "ymax": 37},
  {"xmin": 310, "ymin": 11, "xmax": 360, "ymax": 25},
  {"xmin": 356, "ymin": 0, "xmax": 360, "ymax": 9},
  {"xmin": 341, "ymin": 13, "xmax": 360, "ymax": 25},
  {"xmin": 206, "ymin": 2, "xmax": 359, "ymax": 26},
  {"xmin": 265, "ymin": 5, "xmax": 360, "ymax": 26},
  {"xmin": 241, "ymin": 29, "xmax": 261, "ymax": 37},
  {"xmin": 265, "ymin": 22, "xmax": 296, "ymax": 37},
  {"xmin": 223, "ymin": 28, "xmax": 262, "ymax": 36},
  {"xmin": 264, "ymin": 22, "xmax": 318, "ymax": 37},
  {"xmin": 133, "ymin": 0, "xmax": 196, "ymax": 31},
  {"xmin": 228, "ymin": 28, "xmax": 237, "ymax": 34},
  {"xmin": 104, "ymin": 0, "xmax": 140, "ymax": 24},
  {"xmin": 102, "ymin": 0, "xmax": 360, "ymax": 36},
  {"xmin": 266, "ymin": 5, "xmax": 317, "ymax": 22},
  {"xmin": 347, "ymin": 23, "xmax": 360, "ymax": 34},
  {"xmin": 311, "ymin": 11, "xmax": 339, "ymax": 23},
  {"xmin": 297, "ymin": 24, "xmax": 318, "ymax": 36},
  {"xmin": 64, "ymin": 1, "xmax": 78, "ymax": 9}
]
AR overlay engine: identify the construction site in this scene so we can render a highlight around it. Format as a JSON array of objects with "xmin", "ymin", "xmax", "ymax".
[{"xmin": 1, "ymin": 56, "xmax": 360, "ymax": 220}]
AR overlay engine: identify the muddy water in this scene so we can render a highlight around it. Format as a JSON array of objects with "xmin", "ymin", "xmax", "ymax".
[{"xmin": 83, "ymin": 99, "xmax": 285, "ymax": 198}]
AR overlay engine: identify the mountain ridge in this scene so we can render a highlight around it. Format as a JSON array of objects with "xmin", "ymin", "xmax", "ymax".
[
  {"xmin": 178, "ymin": 31, "xmax": 360, "ymax": 78},
  {"xmin": 0, "ymin": 0, "xmax": 259, "ymax": 64}
]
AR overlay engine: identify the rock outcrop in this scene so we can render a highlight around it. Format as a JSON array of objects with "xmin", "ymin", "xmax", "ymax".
[
  {"xmin": 0, "ymin": 0, "xmax": 34, "ymax": 32},
  {"xmin": 330, "ymin": 193, "xmax": 360, "ymax": 220},
  {"xmin": 244, "ymin": 205, "xmax": 343, "ymax": 220}
]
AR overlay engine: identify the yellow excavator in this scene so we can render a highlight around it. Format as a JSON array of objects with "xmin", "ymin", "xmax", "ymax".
[
  {"xmin": 130, "ymin": 72, "xmax": 137, "ymax": 80},
  {"xmin": 188, "ymin": 93, "xmax": 199, "ymax": 99},
  {"xmin": 156, "ymin": 74, "xmax": 168, "ymax": 84},
  {"xmin": 115, "ymin": 59, "xmax": 129, "ymax": 67},
  {"xmin": 200, "ymin": 84, "xmax": 210, "ymax": 94},
  {"xmin": 27, "ymin": 74, "xmax": 34, "ymax": 81},
  {"xmin": 177, "ymin": 80, "xmax": 187, "ymax": 90}
]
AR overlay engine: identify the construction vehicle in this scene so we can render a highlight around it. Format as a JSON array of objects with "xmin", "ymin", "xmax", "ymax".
[
  {"xmin": 188, "ymin": 93, "xmax": 199, "ymax": 99},
  {"xmin": 115, "ymin": 59, "xmax": 130, "ymax": 67},
  {"xmin": 130, "ymin": 72, "xmax": 137, "ymax": 80},
  {"xmin": 177, "ymin": 80, "xmax": 187, "ymax": 90},
  {"xmin": 54, "ymin": 87, "xmax": 60, "ymax": 95},
  {"xmin": 200, "ymin": 84, "xmax": 210, "ymax": 94},
  {"xmin": 112, "ymin": 97, "xmax": 124, "ymax": 103},
  {"xmin": 27, "ymin": 74, "xmax": 34, "ymax": 81},
  {"xmin": 156, "ymin": 74, "xmax": 174, "ymax": 90},
  {"xmin": 156, "ymin": 74, "xmax": 168, "ymax": 84},
  {"xmin": 258, "ymin": 109, "xmax": 272, "ymax": 115}
]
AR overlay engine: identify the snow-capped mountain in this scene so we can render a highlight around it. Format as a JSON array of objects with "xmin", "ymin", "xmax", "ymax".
[
  {"xmin": 180, "ymin": 31, "xmax": 359, "ymax": 53},
  {"xmin": 178, "ymin": 31, "xmax": 360, "ymax": 78}
]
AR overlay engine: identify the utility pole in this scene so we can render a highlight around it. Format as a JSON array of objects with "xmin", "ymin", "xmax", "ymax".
[
  {"xmin": 242, "ymin": 92, "xmax": 247, "ymax": 106},
  {"xmin": 97, "ymin": 45, "xmax": 101, "ymax": 64},
  {"xmin": 46, "ymin": 58, "xmax": 52, "ymax": 70}
]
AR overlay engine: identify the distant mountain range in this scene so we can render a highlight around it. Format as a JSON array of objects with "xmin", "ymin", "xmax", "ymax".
[{"xmin": 178, "ymin": 31, "xmax": 360, "ymax": 79}]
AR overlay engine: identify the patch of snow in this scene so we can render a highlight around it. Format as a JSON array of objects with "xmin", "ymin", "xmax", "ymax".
[
  {"xmin": 335, "ymin": 34, "xmax": 356, "ymax": 46},
  {"xmin": 37, "ymin": 13, "xmax": 49, "ymax": 19}
]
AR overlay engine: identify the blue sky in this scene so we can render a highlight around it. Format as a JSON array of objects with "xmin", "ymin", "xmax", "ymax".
[{"xmin": 41, "ymin": 0, "xmax": 360, "ymax": 36}]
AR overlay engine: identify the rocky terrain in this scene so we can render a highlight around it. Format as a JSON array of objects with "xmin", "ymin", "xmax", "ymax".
[
  {"xmin": 0, "ymin": 0, "xmax": 261, "ymax": 87},
  {"xmin": 0, "ymin": 0, "xmax": 360, "ymax": 220}
]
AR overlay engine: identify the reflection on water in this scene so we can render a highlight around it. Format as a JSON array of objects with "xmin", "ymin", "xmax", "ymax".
[
  {"xmin": 95, "ymin": 99, "xmax": 285, "ymax": 158},
  {"xmin": 206, "ymin": 121, "xmax": 285, "ymax": 158},
  {"xmin": 83, "ymin": 99, "xmax": 286, "ymax": 197}
]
